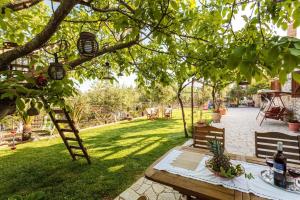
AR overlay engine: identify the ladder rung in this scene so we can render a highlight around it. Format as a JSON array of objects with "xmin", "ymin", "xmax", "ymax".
[
  {"xmin": 61, "ymin": 129, "xmax": 73, "ymax": 132},
  {"xmin": 56, "ymin": 119, "xmax": 71, "ymax": 123},
  {"xmin": 74, "ymin": 153, "xmax": 87, "ymax": 158},
  {"xmin": 52, "ymin": 109, "xmax": 65, "ymax": 114},
  {"xmin": 65, "ymin": 137, "xmax": 78, "ymax": 141},
  {"xmin": 70, "ymin": 145, "xmax": 82, "ymax": 150}
]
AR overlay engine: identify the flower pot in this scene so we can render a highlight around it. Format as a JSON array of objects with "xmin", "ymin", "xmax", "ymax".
[
  {"xmin": 220, "ymin": 108, "xmax": 226, "ymax": 115},
  {"xmin": 211, "ymin": 112, "xmax": 221, "ymax": 123},
  {"xmin": 288, "ymin": 122, "xmax": 300, "ymax": 132}
]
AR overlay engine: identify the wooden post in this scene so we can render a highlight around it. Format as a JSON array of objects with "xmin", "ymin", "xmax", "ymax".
[{"xmin": 191, "ymin": 78, "xmax": 194, "ymax": 135}]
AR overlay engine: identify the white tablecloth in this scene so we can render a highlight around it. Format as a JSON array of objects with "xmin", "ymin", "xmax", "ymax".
[{"xmin": 154, "ymin": 150, "xmax": 300, "ymax": 200}]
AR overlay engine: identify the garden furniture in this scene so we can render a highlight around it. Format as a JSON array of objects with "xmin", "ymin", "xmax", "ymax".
[
  {"xmin": 192, "ymin": 125, "xmax": 225, "ymax": 150},
  {"xmin": 145, "ymin": 146, "xmax": 300, "ymax": 200},
  {"xmin": 257, "ymin": 90, "xmax": 291, "ymax": 126},
  {"xmin": 145, "ymin": 108, "xmax": 159, "ymax": 120},
  {"xmin": 255, "ymin": 131, "xmax": 300, "ymax": 165},
  {"xmin": 164, "ymin": 107, "xmax": 172, "ymax": 119}
]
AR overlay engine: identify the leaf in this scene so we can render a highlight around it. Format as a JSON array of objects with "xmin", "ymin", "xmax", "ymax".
[
  {"xmin": 16, "ymin": 97, "xmax": 25, "ymax": 111},
  {"xmin": 170, "ymin": 0, "xmax": 179, "ymax": 10},
  {"xmin": 293, "ymin": 72, "xmax": 300, "ymax": 84},
  {"xmin": 279, "ymin": 70, "xmax": 287, "ymax": 84},
  {"xmin": 289, "ymin": 48, "xmax": 300, "ymax": 56},
  {"xmin": 294, "ymin": 42, "xmax": 300, "ymax": 49}
]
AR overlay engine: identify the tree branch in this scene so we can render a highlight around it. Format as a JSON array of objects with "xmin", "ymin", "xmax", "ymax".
[
  {"xmin": 0, "ymin": 0, "xmax": 77, "ymax": 67},
  {"xmin": 1, "ymin": 0, "xmax": 43, "ymax": 13},
  {"xmin": 68, "ymin": 38, "xmax": 138, "ymax": 68}
]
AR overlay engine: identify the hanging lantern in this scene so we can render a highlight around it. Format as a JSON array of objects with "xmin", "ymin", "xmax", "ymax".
[
  {"xmin": 48, "ymin": 54, "xmax": 66, "ymax": 80},
  {"xmin": 77, "ymin": 32, "xmax": 99, "ymax": 57},
  {"xmin": 27, "ymin": 102, "xmax": 39, "ymax": 116},
  {"xmin": 103, "ymin": 62, "xmax": 113, "ymax": 79}
]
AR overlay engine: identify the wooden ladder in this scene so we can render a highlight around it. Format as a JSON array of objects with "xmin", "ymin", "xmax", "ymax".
[{"xmin": 47, "ymin": 107, "xmax": 91, "ymax": 164}]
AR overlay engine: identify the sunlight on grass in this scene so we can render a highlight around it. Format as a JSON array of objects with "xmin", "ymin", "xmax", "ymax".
[
  {"xmin": 108, "ymin": 164, "xmax": 124, "ymax": 172},
  {"xmin": 0, "ymin": 108, "xmax": 209, "ymax": 199}
]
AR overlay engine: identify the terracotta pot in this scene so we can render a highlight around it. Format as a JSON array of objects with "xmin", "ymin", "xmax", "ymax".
[
  {"xmin": 220, "ymin": 108, "xmax": 226, "ymax": 115},
  {"xmin": 211, "ymin": 112, "xmax": 221, "ymax": 123},
  {"xmin": 22, "ymin": 124, "xmax": 32, "ymax": 141},
  {"xmin": 271, "ymin": 80, "xmax": 281, "ymax": 91},
  {"xmin": 288, "ymin": 122, "xmax": 300, "ymax": 132}
]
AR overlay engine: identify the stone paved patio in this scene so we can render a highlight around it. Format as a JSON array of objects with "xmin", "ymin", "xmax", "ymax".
[
  {"xmin": 213, "ymin": 107, "xmax": 299, "ymax": 156},
  {"xmin": 115, "ymin": 107, "xmax": 299, "ymax": 200},
  {"xmin": 114, "ymin": 177, "xmax": 186, "ymax": 200}
]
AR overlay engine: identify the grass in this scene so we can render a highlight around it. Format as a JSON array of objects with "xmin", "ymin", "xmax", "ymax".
[{"xmin": 0, "ymin": 108, "xmax": 211, "ymax": 200}]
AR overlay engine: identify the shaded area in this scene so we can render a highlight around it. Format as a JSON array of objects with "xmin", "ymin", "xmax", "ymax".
[{"xmin": 0, "ymin": 113, "xmax": 187, "ymax": 200}]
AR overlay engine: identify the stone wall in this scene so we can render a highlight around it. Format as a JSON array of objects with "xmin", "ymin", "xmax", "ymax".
[{"xmin": 282, "ymin": 76, "xmax": 300, "ymax": 120}]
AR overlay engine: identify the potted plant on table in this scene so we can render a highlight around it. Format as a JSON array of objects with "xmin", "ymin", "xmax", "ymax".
[{"xmin": 206, "ymin": 139, "xmax": 254, "ymax": 179}]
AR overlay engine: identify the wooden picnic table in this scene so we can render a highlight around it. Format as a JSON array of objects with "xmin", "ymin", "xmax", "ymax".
[{"xmin": 145, "ymin": 146, "xmax": 300, "ymax": 200}]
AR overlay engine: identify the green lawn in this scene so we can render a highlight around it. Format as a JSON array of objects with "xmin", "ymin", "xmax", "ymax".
[{"xmin": 0, "ymin": 108, "xmax": 210, "ymax": 200}]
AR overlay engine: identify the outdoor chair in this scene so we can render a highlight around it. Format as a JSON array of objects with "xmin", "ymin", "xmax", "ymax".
[
  {"xmin": 259, "ymin": 106, "xmax": 286, "ymax": 126},
  {"xmin": 255, "ymin": 131, "xmax": 300, "ymax": 165},
  {"xmin": 145, "ymin": 108, "xmax": 159, "ymax": 120},
  {"xmin": 193, "ymin": 125, "xmax": 225, "ymax": 150},
  {"xmin": 145, "ymin": 108, "xmax": 153, "ymax": 120},
  {"xmin": 164, "ymin": 107, "xmax": 172, "ymax": 119}
]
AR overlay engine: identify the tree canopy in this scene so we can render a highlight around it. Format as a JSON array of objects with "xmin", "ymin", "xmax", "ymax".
[{"xmin": 0, "ymin": 0, "xmax": 300, "ymax": 115}]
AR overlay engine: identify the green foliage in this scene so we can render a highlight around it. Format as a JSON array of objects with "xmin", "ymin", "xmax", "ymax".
[
  {"xmin": 8, "ymin": 192, "xmax": 45, "ymax": 200},
  {"xmin": 1, "ymin": 0, "xmax": 300, "ymax": 114}
]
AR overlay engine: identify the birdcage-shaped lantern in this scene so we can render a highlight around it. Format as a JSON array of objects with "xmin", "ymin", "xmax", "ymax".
[
  {"xmin": 77, "ymin": 32, "xmax": 99, "ymax": 57},
  {"xmin": 48, "ymin": 54, "xmax": 66, "ymax": 80}
]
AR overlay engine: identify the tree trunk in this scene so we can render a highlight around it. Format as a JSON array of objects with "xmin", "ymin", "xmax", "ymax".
[
  {"xmin": 212, "ymin": 85, "xmax": 216, "ymax": 109},
  {"xmin": 191, "ymin": 78, "xmax": 194, "ymax": 135},
  {"xmin": 177, "ymin": 88, "xmax": 189, "ymax": 138},
  {"xmin": 22, "ymin": 123, "xmax": 32, "ymax": 141}
]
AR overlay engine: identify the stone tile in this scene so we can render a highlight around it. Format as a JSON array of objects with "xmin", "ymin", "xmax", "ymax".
[
  {"xmin": 136, "ymin": 183, "xmax": 151, "ymax": 195},
  {"xmin": 144, "ymin": 187, "xmax": 157, "ymax": 200},
  {"xmin": 119, "ymin": 188, "xmax": 140, "ymax": 200},
  {"xmin": 152, "ymin": 183, "xmax": 165, "ymax": 194},
  {"xmin": 157, "ymin": 193, "xmax": 176, "ymax": 200},
  {"xmin": 131, "ymin": 177, "xmax": 144, "ymax": 191},
  {"xmin": 143, "ymin": 178, "xmax": 153, "ymax": 185}
]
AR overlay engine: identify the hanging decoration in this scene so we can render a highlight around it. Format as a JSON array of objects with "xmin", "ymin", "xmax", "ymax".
[
  {"xmin": 103, "ymin": 61, "xmax": 113, "ymax": 80},
  {"xmin": 36, "ymin": 74, "xmax": 48, "ymax": 87},
  {"xmin": 48, "ymin": 53, "xmax": 66, "ymax": 80},
  {"xmin": 27, "ymin": 102, "xmax": 39, "ymax": 116},
  {"xmin": 77, "ymin": 32, "xmax": 99, "ymax": 57}
]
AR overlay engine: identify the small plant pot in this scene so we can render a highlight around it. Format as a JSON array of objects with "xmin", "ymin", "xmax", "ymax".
[
  {"xmin": 288, "ymin": 122, "xmax": 300, "ymax": 132},
  {"xmin": 211, "ymin": 112, "xmax": 221, "ymax": 123},
  {"xmin": 220, "ymin": 108, "xmax": 226, "ymax": 115}
]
